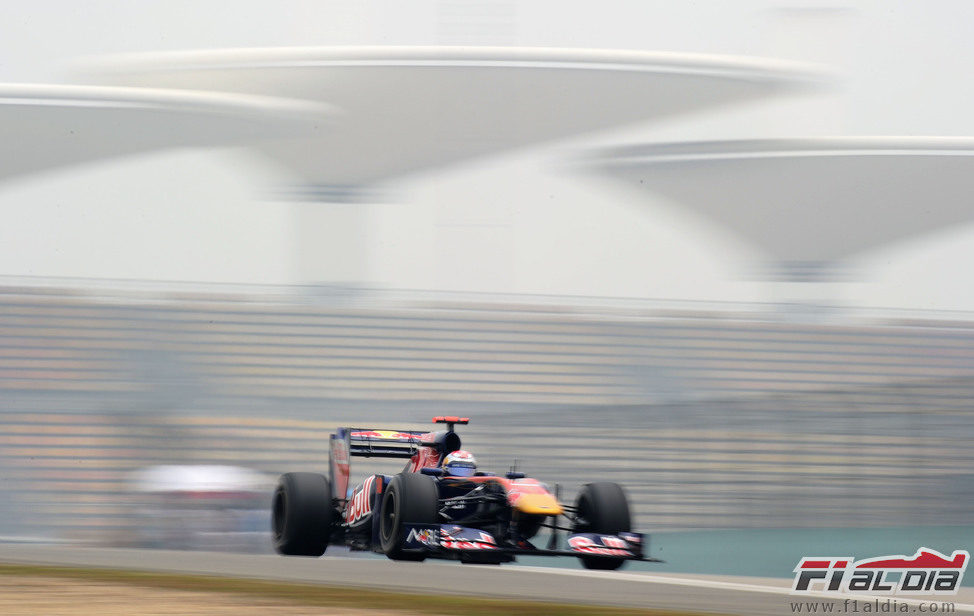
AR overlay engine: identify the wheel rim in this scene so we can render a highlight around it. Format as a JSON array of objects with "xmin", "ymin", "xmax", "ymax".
[
  {"xmin": 381, "ymin": 490, "xmax": 397, "ymax": 544},
  {"xmin": 271, "ymin": 487, "xmax": 287, "ymax": 541},
  {"xmin": 574, "ymin": 494, "xmax": 593, "ymax": 532}
]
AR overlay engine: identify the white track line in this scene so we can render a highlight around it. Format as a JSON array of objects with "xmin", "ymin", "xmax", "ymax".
[{"xmin": 497, "ymin": 565, "xmax": 974, "ymax": 612}]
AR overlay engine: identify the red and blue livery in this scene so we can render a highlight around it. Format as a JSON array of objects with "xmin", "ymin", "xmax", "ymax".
[{"xmin": 272, "ymin": 416, "xmax": 658, "ymax": 568}]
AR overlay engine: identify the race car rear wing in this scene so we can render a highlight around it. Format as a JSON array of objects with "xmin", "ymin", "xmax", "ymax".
[
  {"xmin": 329, "ymin": 420, "xmax": 467, "ymax": 501},
  {"xmin": 330, "ymin": 426, "xmax": 429, "ymax": 501},
  {"xmin": 347, "ymin": 428, "xmax": 429, "ymax": 458}
]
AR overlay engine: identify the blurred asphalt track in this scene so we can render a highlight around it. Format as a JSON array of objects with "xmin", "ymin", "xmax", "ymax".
[{"xmin": 2, "ymin": 545, "xmax": 973, "ymax": 614}]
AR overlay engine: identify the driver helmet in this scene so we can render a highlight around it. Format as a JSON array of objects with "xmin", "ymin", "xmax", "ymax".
[{"xmin": 443, "ymin": 450, "xmax": 477, "ymax": 477}]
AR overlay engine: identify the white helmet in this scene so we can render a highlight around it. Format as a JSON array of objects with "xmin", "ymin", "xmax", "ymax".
[{"xmin": 443, "ymin": 450, "xmax": 477, "ymax": 477}]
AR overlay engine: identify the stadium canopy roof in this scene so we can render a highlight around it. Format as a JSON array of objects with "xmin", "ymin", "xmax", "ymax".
[
  {"xmin": 584, "ymin": 137, "xmax": 974, "ymax": 266},
  {"xmin": 0, "ymin": 84, "xmax": 327, "ymax": 182},
  {"xmin": 86, "ymin": 46, "xmax": 824, "ymax": 190}
]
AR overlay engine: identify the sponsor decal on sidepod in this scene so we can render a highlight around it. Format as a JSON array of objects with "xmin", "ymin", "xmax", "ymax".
[{"xmin": 344, "ymin": 475, "xmax": 375, "ymax": 525}]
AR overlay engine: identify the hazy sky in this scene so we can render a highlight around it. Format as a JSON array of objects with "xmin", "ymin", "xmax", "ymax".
[{"xmin": 1, "ymin": 1, "xmax": 973, "ymax": 312}]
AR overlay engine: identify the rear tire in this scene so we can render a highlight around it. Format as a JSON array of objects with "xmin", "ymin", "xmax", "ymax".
[
  {"xmin": 379, "ymin": 473, "xmax": 439, "ymax": 561},
  {"xmin": 272, "ymin": 472, "xmax": 334, "ymax": 556},
  {"xmin": 572, "ymin": 482, "xmax": 632, "ymax": 571}
]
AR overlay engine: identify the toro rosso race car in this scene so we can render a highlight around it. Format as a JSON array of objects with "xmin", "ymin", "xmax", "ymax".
[{"xmin": 272, "ymin": 417, "xmax": 658, "ymax": 569}]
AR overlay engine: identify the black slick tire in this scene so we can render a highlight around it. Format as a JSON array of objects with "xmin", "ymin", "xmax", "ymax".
[
  {"xmin": 572, "ymin": 481, "xmax": 632, "ymax": 570},
  {"xmin": 272, "ymin": 472, "xmax": 334, "ymax": 556},
  {"xmin": 378, "ymin": 473, "xmax": 439, "ymax": 561}
]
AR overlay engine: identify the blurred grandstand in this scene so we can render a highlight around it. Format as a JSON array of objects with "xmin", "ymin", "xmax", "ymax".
[{"xmin": 0, "ymin": 277, "xmax": 972, "ymax": 547}]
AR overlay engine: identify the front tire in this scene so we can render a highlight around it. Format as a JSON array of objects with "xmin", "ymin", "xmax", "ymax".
[
  {"xmin": 272, "ymin": 472, "xmax": 334, "ymax": 556},
  {"xmin": 572, "ymin": 482, "xmax": 632, "ymax": 570},
  {"xmin": 379, "ymin": 473, "xmax": 439, "ymax": 561}
]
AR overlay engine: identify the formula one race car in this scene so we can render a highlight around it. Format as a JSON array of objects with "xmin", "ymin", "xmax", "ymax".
[{"xmin": 272, "ymin": 417, "xmax": 657, "ymax": 569}]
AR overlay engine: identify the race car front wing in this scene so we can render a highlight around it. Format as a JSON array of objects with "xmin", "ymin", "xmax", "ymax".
[{"xmin": 401, "ymin": 523, "xmax": 663, "ymax": 563}]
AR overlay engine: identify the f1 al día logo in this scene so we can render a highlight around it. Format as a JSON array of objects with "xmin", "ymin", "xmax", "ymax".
[{"xmin": 792, "ymin": 548, "xmax": 969, "ymax": 595}]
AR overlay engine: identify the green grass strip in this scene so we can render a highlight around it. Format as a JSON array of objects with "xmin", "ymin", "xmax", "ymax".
[{"xmin": 0, "ymin": 562, "xmax": 725, "ymax": 616}]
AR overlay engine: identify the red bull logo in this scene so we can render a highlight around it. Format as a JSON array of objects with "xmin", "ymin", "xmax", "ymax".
[
  {"xmin": 567, "ymin": 535, "xmax": 632, "ymax": 557},
  {"xmin": 350, "ymin": 430, "xmax": 417, "ymax": 440},
  {"xmin": 344, "ymin": 475, "xmax": 376, "ymax": 525},
  {"xmin": 441, "ymin": 539, "xmax": 497, "ymax": 550},
  {"xmin": 438, "ymin": 527, "xmax": 498, "ymax": 550}
]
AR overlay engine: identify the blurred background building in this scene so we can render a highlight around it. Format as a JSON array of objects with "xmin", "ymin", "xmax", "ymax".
[
  {"xmin": 1, "ymin": 280, "xmax": 972, "ymax": 554},
  {"xmin": 0, "ymin": 0, "xmax": 972, "ymax": 572}
]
